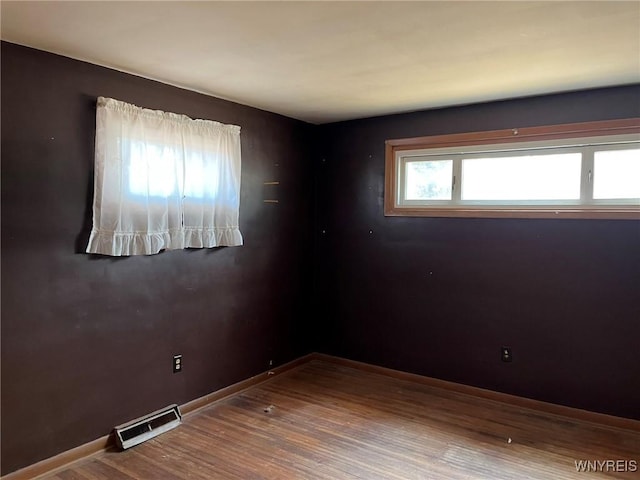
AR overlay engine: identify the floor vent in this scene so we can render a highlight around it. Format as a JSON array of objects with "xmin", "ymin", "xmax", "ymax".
[{"xmin": 114, "ymin": 404, "xmax": 182, "ymax": 450}]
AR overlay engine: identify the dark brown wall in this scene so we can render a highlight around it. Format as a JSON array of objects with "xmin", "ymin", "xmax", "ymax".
[
  {"xmin": 1, "ymin": 42, "xmax": 314, "ymax": 475},
  {"xmin": 315, "ymin": 85, "xmax": 640, "ymax": 420},
  {"xmin": 3, "ymin": 40, "xmax": 639, "ymax": 476}
]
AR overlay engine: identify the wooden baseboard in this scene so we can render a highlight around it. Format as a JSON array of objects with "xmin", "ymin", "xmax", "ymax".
[
  {"xmin": 0, "ymin": 435, "xmax": 114, "ymax": 480},
  {"xmin": 1, "ymin": 353, "xmax": 314, "ymax": 480},
  {"xmin": 312, "ymin": 353, "xmax": 640, "ymax": 432},
  {"xmin": 181, "ymin": 353, "xmax": 314, "ymax": 417}
]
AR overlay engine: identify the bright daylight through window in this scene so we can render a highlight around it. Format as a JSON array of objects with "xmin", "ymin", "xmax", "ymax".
[
  {"xmin": 87, "ymin": 97, "xmax": 243, "ymax": 256},
  {"xmin": 385, "ymin": 119, "xmax": 640, "ymax": 219}
]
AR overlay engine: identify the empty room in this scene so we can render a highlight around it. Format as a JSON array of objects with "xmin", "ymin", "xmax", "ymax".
[{"xmin": 1, "ymin": 1, "xmax": 639, "ymax": 479}]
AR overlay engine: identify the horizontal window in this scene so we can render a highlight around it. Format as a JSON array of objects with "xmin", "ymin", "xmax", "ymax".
[{"xmin": 385, "ymin": 119, "xmax": 640, "ymax": 219}]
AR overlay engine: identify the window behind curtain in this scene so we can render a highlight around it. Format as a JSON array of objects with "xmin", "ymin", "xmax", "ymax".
[{"xmin": 86, "ymin": 97, "xmax": 243, "ymax": 256}]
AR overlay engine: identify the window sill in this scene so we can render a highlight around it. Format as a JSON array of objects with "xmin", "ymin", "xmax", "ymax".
[{"xmin": 384, "ymin": 206, "xmax": 640, "ymax": 220}]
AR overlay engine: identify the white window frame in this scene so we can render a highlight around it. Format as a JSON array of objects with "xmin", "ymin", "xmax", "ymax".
[{"xmin": 384, "ymin": 119, "xmax": 640, "ymax": 219}]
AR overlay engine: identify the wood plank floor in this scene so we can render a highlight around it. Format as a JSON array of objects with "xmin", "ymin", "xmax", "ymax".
[{"xmin": 40, "ymin": 360, "xmax": 639, "ymax": 479}]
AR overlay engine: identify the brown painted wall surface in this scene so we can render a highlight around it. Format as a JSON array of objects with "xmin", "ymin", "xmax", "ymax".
[
  {"xmin": 1, "ymin": 42, "xmax": 314, "ymax": 474},
  {"xmin": 314, "ymin": 86, "xmax": 640, "ymax": 420}
]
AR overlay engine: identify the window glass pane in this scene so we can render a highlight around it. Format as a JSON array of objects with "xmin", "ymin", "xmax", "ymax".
[
  {"xmin": 593, "ymin": 149, "xmax": 640, "ymax": 199},
  {"xmin": 462, "ymin": 153, "xmax": 581, "ymax": 201},
  {"xmin": 184, "ymin": 151, "xmax": 220, "ymax": 199},
  {"xmin": 405, "ymin": 160, "xmax": 452, "ymax": 200},
  {"xmin": 128, "ymin": 141, "xmax": 178, "ymax": 197}
]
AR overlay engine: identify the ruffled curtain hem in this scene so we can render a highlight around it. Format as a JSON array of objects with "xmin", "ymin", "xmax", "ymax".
[
  {"xmin": 183, "ymin": 227, "xmax": 243, "ymax": 249},
  {"xmin": 86, "ymin": 227, "xmax": 243, "ymax": 256}
]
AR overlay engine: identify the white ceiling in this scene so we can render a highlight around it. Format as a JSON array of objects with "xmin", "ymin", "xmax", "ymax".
[{"xmin": 2, "ymin": 1, "xmax": 639, "ymax": 124}]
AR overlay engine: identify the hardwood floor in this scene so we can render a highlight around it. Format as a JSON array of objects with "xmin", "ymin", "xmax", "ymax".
[{"xmin": 40, "ymin": 360, "xmax": 639, "ymax": 479}]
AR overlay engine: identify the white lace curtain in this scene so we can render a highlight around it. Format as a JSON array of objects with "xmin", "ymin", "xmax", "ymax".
[{"xmin": 86, "ymin": 97, "xmax": 243, "ymax": 256}]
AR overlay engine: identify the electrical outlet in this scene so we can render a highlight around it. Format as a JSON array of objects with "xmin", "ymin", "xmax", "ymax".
[
  {"xmin": 173, "ymin": 354, "xmax": 182, "ymax": 373},
  {"xmin": 501, "ymin": 347, "xmax": 512, "ymax": 362}
]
